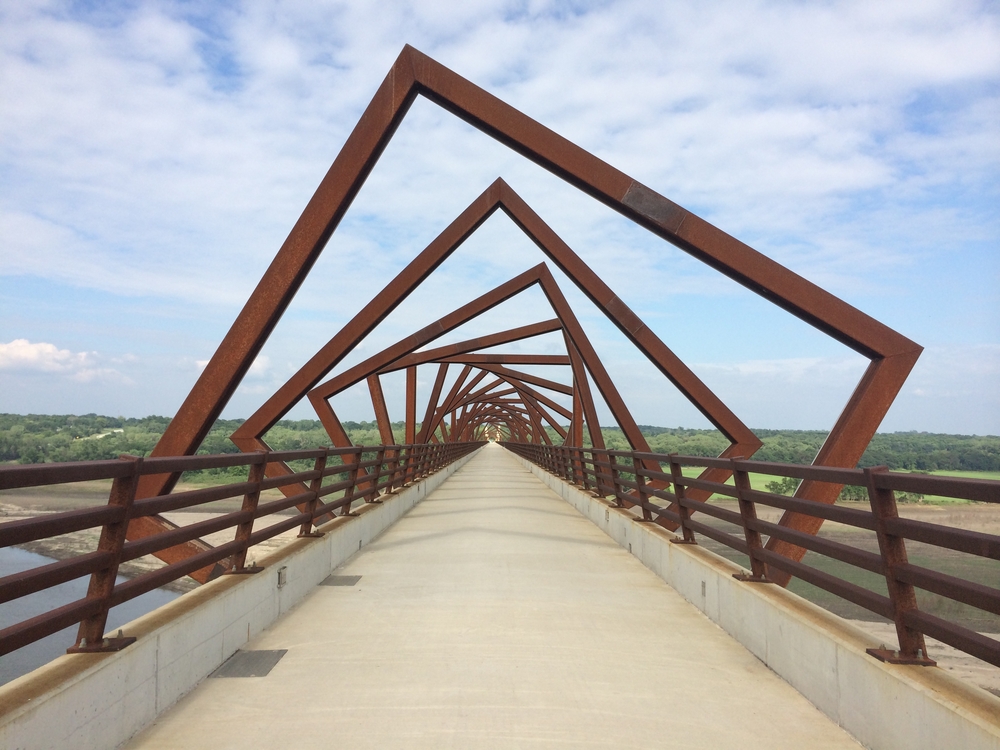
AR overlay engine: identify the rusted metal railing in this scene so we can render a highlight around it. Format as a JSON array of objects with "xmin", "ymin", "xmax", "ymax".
[
  {"xmin": 0, "ymin": 442, "xmax": 482, "ymax": 657},
  {"xmin": 505, "ymin": 442, "xmax": 1000, "ymax": 669}
]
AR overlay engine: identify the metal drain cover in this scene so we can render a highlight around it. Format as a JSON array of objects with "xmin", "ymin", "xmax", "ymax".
[
  {"xmin": 210, "ymin": 649, "xmax": 287, "ymax": 678},
  {"xmin": 320, "ymin": 574, "xmax": 362, "ymax": 586}
]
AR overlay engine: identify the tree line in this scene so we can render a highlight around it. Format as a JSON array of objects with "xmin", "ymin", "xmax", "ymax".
[{"xmin": 1, "ymin": 413, "xmax": 998, "ymax": 473}]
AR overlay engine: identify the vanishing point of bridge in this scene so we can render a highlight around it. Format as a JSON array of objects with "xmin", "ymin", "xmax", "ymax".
[{"xmin": 1, "ymin": 46, "xmax": 998, "ymax": 749}]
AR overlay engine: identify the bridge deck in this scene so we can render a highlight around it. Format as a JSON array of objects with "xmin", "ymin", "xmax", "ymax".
[{"xmin": 127, "ymin": 443, "xmax": 860, "ymax": 748}]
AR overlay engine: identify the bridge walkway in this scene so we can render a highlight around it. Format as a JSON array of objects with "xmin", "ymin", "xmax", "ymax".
[{"xmin": 127, "ymin": 443, "xmax": 860, "ymax": 749}]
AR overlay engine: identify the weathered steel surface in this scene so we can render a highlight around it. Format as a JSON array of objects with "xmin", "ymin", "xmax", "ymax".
[{"xmin": 129, "ymin": 46, "xmax": 919, "ymax": 586}]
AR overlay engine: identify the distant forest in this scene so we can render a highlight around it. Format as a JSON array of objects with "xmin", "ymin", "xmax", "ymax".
[{"xmin": 1, "ymin": 413, "xmax": 998, "ymax": 472}]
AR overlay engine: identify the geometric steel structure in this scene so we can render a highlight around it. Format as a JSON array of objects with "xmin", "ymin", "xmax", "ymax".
[{"xmin": 134, "ymin": 46, "xmax": 921, "ymax": 585}]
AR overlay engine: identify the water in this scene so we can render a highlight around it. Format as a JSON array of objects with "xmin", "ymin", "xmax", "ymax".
[{"xmin": 0, "ymin": 547, "xmax": 180, "ymax": 686}]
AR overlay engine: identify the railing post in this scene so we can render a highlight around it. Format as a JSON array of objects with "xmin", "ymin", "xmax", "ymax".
[
  {"xmin": 632, "ymin": 455, "xmax": 653, "ymax": 521},
  {"xmin": 609, "ymin": 454, "xmax": 625, "ymax": 508},
  {"xmin": 341, "ymin": 448, "xmax": 362, "ymax": 517},
  {"xmin": 298, "ymin": 452, "xmax": 327, "ymax": 537},
  {"xmin": 559, "ymin": 447, "xmax": 571, "ymax": 481},
  {"xmin": 228, "ymin": 451, "xmax": 268, "ymax": 573},
  {"xmin": 864, "ymin": 466, "xmax": 935, "ymax": 665},
  {"xmin": 572, "ymin": 447, "xmax": 584, "ymax": 487},
  {"xmin": 668, "ymin": 454, "xmax": 697, "ymax": 545},
  {"xmin": 68, "ymin": 454, "xmax": 142, "ymax": 653},
  {"xmin": 386, "ymin": 446, "xmax": 401, "ymax": 492},
  {"xmin": 731, "ymin": 459, "xmax": 769, "ymax": 582},
  {"xmin": 366, "ymin": 447, "xmax": 386, "ymax": 503},
  {"xmin": 580, "ymin": 449, "xmax": 593, "ymax": 493}
]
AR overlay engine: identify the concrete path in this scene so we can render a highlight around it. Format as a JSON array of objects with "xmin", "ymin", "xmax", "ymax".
[{"xmin": 127, "ymin": 443, "xmax": 860, "ymax": 749}]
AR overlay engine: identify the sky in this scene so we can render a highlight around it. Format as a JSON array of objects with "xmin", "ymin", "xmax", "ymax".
[{"xmin": 1, "ymin": 0, "xmax": 998, "ymax": 437}]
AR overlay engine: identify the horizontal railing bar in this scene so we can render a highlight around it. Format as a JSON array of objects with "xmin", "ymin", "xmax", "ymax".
[
  {"xmin": 874, "ymin": 473, "xmax": 1000, "ymax": 503},
  {"xmin": 0, "ymin": 596, "xmax": 103, "ymax": 656},
  {"xmin": 742, "ymin": 489, "xmax": 877, "ymax": 530},
  {"xmin": 902, "ymin": 609, "xmax": 1000, "ymax": 668},
  {"xmin": 0, "ymin": 460, "xmax": 135, "ymax": 489},
  {"xmin": 746, "ymin": 517, "xmax": 885, "ymax": 575},
  {"xmin": 677, "ymin": 476, "xmax": 738, "ymax": 498},
  {"xmin": 132, "ymin": 482, "xmax": 255, "ymax": 517},
  {"xmin": 679, "ymin": 497, "xmax": 743, "ymax": 526},
  {"xmin": 753, "ymin": 548, "xmax": 895, "ymax": 619},
  {"xmin": 0, "ymin": 551, "xmax": 111, "ymax": 604},
  {"xmin": 883, "ymin": 517, "xmax": 1000, "ymax": 559},
  {"xmin": 120, "ymin": 511, "xmax": 254, "ymax": 563},
  {"xmin": 894, "ymin": 563, "xmax": 1000, "ymax": 616},
  {"xmin": 684, "ymin": 519, "xmax": 749, "ymax": 554},
  {"xmin": 0, "ymin": 506, "xmax": 125, "ymax": 548}
]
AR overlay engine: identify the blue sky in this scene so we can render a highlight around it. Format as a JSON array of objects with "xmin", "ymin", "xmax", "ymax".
[{"xmin": 1, "ymin": 0, "xmax": 998, "ymax": 435}]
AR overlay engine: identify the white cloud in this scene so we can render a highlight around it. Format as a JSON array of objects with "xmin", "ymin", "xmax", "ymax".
[
  {"xmin": 0, "ymin": 1, "xmax": 996, "ymax": 430},
  {"xmin": 0, "ymin": 339, "xmax": 125, "ymax": 383}
]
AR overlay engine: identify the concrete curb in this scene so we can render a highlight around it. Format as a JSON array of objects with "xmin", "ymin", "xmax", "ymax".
[
  {"xmin": 512, "ymin": 453, "xmax": 1000, "ymax": 750},
  {"xmin": 0, "ymin": 447, "xmax": 481, "ymax": 750}
]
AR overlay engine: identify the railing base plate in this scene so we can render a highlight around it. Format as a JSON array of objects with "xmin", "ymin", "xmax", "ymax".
[
  {"xmin": 670, "ymin": 538, "xmax": 697, "ymax": 545},
  {"xmin": 67, "ymin": 635, "xmax": 136, "ymax": 654},
  {"xmin": 297, "ymin": 531, "xmax": 325, "ymax": 538},
  {"xmin": 866, "ymin": 647, "xmax": 936, "ymax": 666},
  {"xmin": 226, "ymin": 565, "xmax": 265, "ymax": 575},
  {"xmin": 733, "ymin": 573, "xmax": 772, "ymax": 583}
]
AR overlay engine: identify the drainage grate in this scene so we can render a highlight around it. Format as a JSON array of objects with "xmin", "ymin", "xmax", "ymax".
[
  {"xmin": 209, "ymin": 649, "xmax": 287, "ymax": 678},
  {"xmin": 320, "ymin": 574, "xmax": 362, "ymax": 587}
]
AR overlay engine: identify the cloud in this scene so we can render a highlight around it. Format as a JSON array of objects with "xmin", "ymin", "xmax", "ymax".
[
  {"xmin": 0, "ymin": 2, "xmax": 996, "ymax": 430},
  {"xmin": 0, "ymin": 339, "xmax": 125, "ymax": 383}
]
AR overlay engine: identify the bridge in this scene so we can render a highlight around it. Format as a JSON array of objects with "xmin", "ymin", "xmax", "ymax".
[{"xmin": 1, "ymin": 46, "xmax": 999, "ymax": 749}]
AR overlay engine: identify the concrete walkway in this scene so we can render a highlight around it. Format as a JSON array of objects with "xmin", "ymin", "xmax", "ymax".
[{"xmin": 127, "ymin": 443, "xmax": 860, "ymax": 749}]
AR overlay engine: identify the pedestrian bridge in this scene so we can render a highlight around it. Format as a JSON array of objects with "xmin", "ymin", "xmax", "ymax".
[
  {"xmin": 125, "ymin": 443, "xmax": 858, "ymax": 749},
  {"xmin": 3, "ymin": 443, "xmax": 997, "ymax": 750}
]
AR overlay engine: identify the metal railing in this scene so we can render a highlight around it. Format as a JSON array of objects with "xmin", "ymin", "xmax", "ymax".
[
  {"xmin": 504, "ymin": 442, "xmax": 1000, "ymax": 669},
  {"xmin": 0, "ymin": 441, "xmax": 483, "ymax": 657}
]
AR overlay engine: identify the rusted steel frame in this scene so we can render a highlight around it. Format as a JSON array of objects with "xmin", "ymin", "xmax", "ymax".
[
  {"xmin": 229, "ymin": 452, "xmax": 267, "ymax": 572},
  {"xmin": 376, "ymin": 319, "xmax": 563, "ymax": 373},
  {"xmin": 561, "ymin": 337, "xmax": 604, "ymax": 451},
  {"xmin": 301, "ymin": 265, "xmax": 550, "ymax": 451},
  {"xmin": 416, "ymin": 363, "xmax": 450, "ymax": 443},
  {"xmin": 71, "ymin": 455, "xmax": 143, "ymax": 652},
  {"xmin": 147, "ymin": 47, "xmax": 915, "ymax": 585},
  {"xmin": 508, "ymin": 380, "xmax": 571, "ymax": 424},
  {"xmin": 765, "ymin": 353, "xmax": 922, "ymax": 584},
  {"xmin": 367, "ymin": 374, "xmax": 403, "ymax": 489},
  {"xmin": 493, "ymin": 374, "xmax": 573, "ymax": 420},
  {"xmin": 421, "ymin": 365, "xmax": 473, "ymax": 443},
  {"xmin": 864, "ymin": 466, "xmax": 933, "ymax": 664},
  {"xmin": 304, "ymin": 264, "xmax": 550, "ymax": 410},
  {"xmin": 569, "ymin": 386, "xmax": 584, "ymax": 448},
  {"xmin": 505, "ymin": 383, "xmax": 568, "ymax": 440},
  {"xmin": 405, "ymin": 366, "xmax": 417, "ymax": 444},
  {"xmin": 522, "ymin": 398, "xmax": 552, "ymax": 445},
  {"xmin": 453, "ymin": 384, "xmax": 517, "ymax": 409},
  {"xmin": 478, "ymin": 363, "xmax": 573, "ymax": 396},
  {"xmin": 438, "ymin": 354, "xmax": 569, "ymax": 366},
  {"xmin": 367, "ymin": 374, "xmax": 395, "ymax": 444},
  {"xmin": 439, "ymin": 370, "xmax": 493, "ymax": 420}
]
